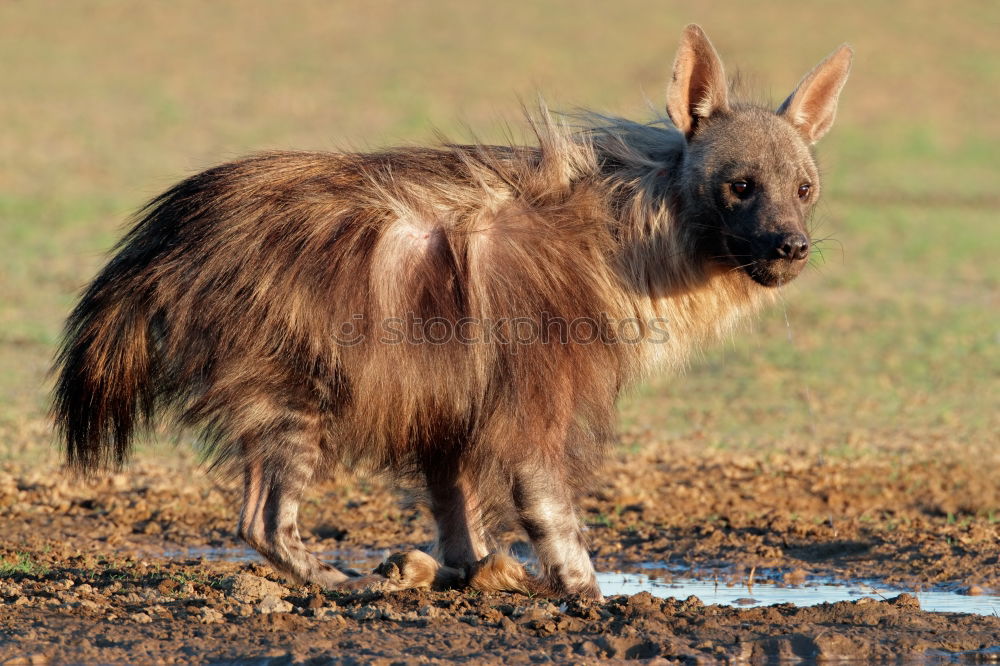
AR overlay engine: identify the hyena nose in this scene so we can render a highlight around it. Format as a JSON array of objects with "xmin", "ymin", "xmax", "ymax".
[{"xmin": 775, "ymin": 233, "xmax": 810, "ymax": 261}]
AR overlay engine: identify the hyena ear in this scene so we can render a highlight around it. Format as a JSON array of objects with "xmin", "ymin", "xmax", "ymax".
[
  {"xmin": 778, "ymin": 44, "xmax": 853, "ymax": 144},
  {"xmin": 666, "ymin": 24, "xmax": 730, "ymax": 139}
]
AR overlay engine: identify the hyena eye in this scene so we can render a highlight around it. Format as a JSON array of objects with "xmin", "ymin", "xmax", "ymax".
[
  {"xmin": 730, "ymin": 180, "xmax": 754, "ymax": 197},
  {"xmin": 798, "ymin": 183, "xmax": 811, "ymax": 200}
]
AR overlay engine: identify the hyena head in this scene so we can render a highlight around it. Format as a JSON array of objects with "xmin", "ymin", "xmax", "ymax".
[{"xmin": 667, "ymin": 25, "xmax": 852, "ymax": 287}]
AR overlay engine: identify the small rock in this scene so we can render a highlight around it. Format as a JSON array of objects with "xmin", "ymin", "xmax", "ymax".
[
  {"xmin": 129, "ymin": 612, "xmax": 153, "ymax": 624},
  {"xmin": 227, "ymin": 573, "xmax": 290, "ymax": 603},
  {"xmin": 500, "ymin": 616, "xmax": 518, "ymax": 633},
  {"xmin": 149, "ymin": 604, "xmax": 170, "ymax": 618},
  {"xmin": 198, "ymin": 607, "xmax": 224, "ymax": 624},
  {"xmin": 889, "ymin": 593, "xmax": 921, "ymax": 609},
  {"xmin": 256, "ymin": 595, "xmax": 293, "ymax": 615},
  {"xmin": 312, "ymin": 607, "xmax": 341, "ymax": 621},
  {"xmin": 963, "ymin": 585, "xmax": 985, "ymax": 596},
  {"xmin": 347, "ymin": 605, "xmax": 380, "ymax": 621},
  {"xmin": 157, "ymin": 579, "xmax": 179, "ymax": 595},
  {"xmin": 813, "ymin": 632, "xmax": 862, "ymax": 660},
  {"xmin": 518, "ymin": 607, "xmax": 551, "ymax": 625},
  {"xmin": 679, "ymin": 595, "xmax": 704, "ymax": 611}
]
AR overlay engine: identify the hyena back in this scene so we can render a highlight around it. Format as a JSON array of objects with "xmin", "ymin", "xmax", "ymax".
[{"xmin": 53, "ymin": 25, "xmax": 851, "ymax": 598}]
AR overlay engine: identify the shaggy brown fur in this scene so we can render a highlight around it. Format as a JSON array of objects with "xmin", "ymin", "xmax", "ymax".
[{"xmin": 53, "ymin": 25, "xmax": 851, "ymax": 598}]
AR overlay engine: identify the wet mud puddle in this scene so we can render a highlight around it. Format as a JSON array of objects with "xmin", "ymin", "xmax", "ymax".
[
  {"xmin": 160, "ymin": 545, "xmax": 1000, "ymax": 616},
  {"xmin": 597, "ymin": 572, "xmax": 1000, "ymax": 616}
]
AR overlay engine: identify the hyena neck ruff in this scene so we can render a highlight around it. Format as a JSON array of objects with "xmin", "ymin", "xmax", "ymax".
[
  {"xmin": 576, "ymin": 117, "xmax": 769, "ymax": 381},
  {"xmin": 608, "ymin": 23, "xmax": 852, "ymax": 377}
]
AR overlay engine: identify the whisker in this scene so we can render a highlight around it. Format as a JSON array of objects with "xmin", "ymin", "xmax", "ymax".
[
  {"xmin": 727, "ymin": 261, "xmax": 756, "ymax": 274},
  {"xmin": 810, "ymin": 236, "xmax": 844, "ymax": 263},
  {"xmin": 683, "ymin": 221, "xmax": 751, "ymax": 244}
]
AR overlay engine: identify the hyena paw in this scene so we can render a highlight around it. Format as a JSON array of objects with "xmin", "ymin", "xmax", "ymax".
[
  {"xmin": 374, "ymin": 550, "xmax": 465, "ymax": 591},
  {"xmin": 324, "ymin": 551, "xmax": 444, "ymax": 593},
  {"xmin": 329, "ymin": 552, "xmax": 446, "ymax": 594},
  {"xmin": 467, "ymin": 553, "xmax": 533, "ymax": 595},
  {"xmin": 572, "ymin": 580, "xmax": 604, "ymax": 602},
  {"xmin": 310, "ymin": 566, "xmax": 352, "ymax": 590},
  {"xmin": 334, "ymin": 573, "xmax": 392, "ymax": 593},
  {"xmin": 558, "ymin": 574, "xmax": 603, "ymax": 601}
]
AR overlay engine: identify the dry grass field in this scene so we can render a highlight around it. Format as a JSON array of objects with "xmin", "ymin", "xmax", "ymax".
[{"xmin": 1, "ymin": 1, "xmax": 998, "ymax": 662}]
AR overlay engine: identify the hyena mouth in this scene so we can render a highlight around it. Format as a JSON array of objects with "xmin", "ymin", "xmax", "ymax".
[
  {"xmin": 724, "ymin": 235, "xmax": 810, "ymax": 288},
  {"xmin": 744, "ymin": 256, "xmax": 809, "ymax": 287}
]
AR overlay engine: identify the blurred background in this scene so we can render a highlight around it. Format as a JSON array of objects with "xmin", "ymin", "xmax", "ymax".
[{"xmin": 1, "ymin": 1, "xmax": 996, "ymax": 467}]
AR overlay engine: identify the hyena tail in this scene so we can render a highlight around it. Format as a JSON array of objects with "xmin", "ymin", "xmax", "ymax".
[{"xmin": 52, "ymin": 253, "xmax": 159, "ymax": 472}]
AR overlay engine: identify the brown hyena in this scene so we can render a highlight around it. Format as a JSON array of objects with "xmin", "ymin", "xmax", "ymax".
[{"xmin": 53, "ymin": 25, "xmax": 851, "ymax": 598}]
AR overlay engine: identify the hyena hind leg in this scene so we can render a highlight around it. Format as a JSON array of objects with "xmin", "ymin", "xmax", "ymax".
[
  {"xmin": 426, "ymin": 465, "xmax": 490, "ymax": 569},
  {"xmin": 238, "ymin": 437, "xmax": 350, "ymax": 589},
  {"xmin": 350, "ymin": 466, "xmax": 493, "ymax": 594}
]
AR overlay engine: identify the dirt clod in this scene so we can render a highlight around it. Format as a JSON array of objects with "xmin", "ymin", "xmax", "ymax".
[
  {"xmin": 227, "ymin": 573, "xmax": 290, "ymax": 603},
  {"xmin": 255, "ymin": 595, "xmax": 293, "ymax": 615}
]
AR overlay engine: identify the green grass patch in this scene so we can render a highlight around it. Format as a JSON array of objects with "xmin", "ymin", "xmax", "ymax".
[
  {"xmin": 0, "ymin": 1, "xmax": 996, "ymax": 467},
  {"xmin": 0, "ymin": 553, "xmax": 51, "ymax": 578}
]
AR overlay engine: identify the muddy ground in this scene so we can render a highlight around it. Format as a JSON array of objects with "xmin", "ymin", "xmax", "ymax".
[{"xmin": 1, "ymin": 439, "xmax": 998, "ymax": 664}]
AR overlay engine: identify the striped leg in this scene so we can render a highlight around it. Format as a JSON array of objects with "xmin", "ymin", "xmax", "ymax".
[
  {"xmin": 237, "ymin": 433, "xmax": 349, "ymax": 588},
  {"xmin": 427, "ymin": 467, "xmax": 490, "ymax": 569},
  {"xmin": 511, "ymin": 463, "xmax": 602, "ymax": 599},
  {"xmin": 351, "ymin": 463, "xmax": 490, "ymax": 593}
]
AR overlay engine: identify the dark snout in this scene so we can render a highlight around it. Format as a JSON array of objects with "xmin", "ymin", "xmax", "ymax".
[
  {"xmin": 743, "ymin": 230, "xmax": 811, "ymax": 287},
  {"xmin": 774, "ymin": 232, "xmax": 810, "ymax": 261}
]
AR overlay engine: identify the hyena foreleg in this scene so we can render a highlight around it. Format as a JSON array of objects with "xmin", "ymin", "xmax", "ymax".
[{"xmin": 511, "ymin": 461, "xmax": 601, "ymax": 599}]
